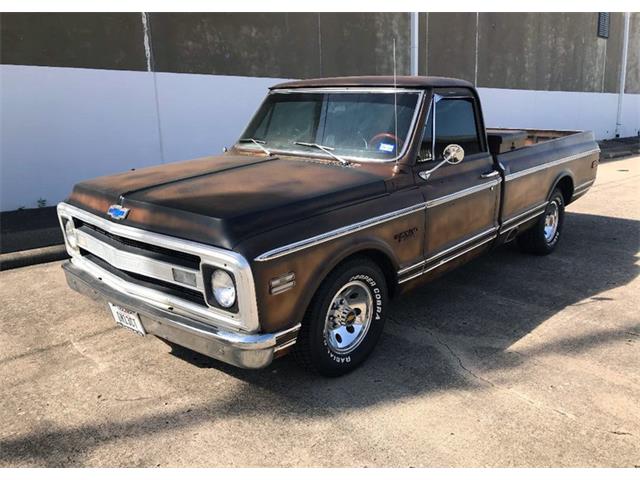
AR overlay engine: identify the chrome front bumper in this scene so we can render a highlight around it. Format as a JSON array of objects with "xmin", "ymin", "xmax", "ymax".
[{"xmin": 63, "ymin": 261, "xmax": 299, "ymax": 369}]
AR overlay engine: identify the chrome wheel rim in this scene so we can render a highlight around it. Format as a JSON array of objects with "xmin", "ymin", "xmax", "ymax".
[
  {"xmin": 324, "ymin": 280, "xmax": 374, "ymax": 354},
  {"xmin": 544, "ymin": 201, "xmax": 559, "ymax": 242}
]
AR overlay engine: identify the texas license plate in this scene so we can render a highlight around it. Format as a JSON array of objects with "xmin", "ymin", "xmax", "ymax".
[{"xmin": 109, "ymin": 303, "xmax": 146, "ymax": 336}]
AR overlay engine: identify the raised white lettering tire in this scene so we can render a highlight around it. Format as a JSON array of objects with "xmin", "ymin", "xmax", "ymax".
[
  {"xmin": 517, "ymin": 187, "xmax": 565, "ymax": 255},
  {"xmin": 293, "ymin": 257, "xmax": 387, "ymax": 376}
]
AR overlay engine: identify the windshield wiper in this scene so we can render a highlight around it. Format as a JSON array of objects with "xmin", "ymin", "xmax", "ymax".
[
  {"xmin": 294, "ymin": 142, "xmax": 350, "ymax": 166},
  {"xmin": 238, "ymin": 138, "xmax": 273, "ymax": 156}
]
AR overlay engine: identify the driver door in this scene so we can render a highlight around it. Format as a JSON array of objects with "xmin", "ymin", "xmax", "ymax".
[{"xmin": 415, "ymin": 90, "xmax": 501, "ymax": 270}]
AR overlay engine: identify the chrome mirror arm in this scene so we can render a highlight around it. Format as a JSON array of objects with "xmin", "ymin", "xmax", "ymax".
[
  {"xmin": 418, "ymin": 157, "xmax": 449, "ymax": 180},
  {"xmin": 418, "ymin": 144, "xmax": 465, "ymax": 181}
]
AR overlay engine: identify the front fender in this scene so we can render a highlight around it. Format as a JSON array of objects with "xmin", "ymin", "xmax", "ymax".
[{"xmin": 245, "ymin": 202, "xmax": 425, "ymax": 333}]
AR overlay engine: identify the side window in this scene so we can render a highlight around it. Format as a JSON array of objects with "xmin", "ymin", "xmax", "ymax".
[{"xmin": 433, "ymin": 98, "xmax": 482, "ymax": 159}]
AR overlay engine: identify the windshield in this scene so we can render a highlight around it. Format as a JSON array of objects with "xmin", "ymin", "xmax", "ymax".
[{"xmin": 237, "ymin": 90, "xmax": 421, "ymax": 162}]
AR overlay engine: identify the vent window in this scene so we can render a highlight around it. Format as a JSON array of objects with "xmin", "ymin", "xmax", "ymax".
[{"xmin": 598, "ymin": 13, "xmax": 610, "ymax": 39}]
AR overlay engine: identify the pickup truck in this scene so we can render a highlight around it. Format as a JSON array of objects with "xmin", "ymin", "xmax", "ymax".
[{"xmin": 58, "ymin": 76, "xmax": 600, "ymax": 376}]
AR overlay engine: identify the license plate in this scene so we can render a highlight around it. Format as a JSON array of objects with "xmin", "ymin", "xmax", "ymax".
[{"xmin": 109, "ymin": 303, "xmax": 146, "ymax": 336}]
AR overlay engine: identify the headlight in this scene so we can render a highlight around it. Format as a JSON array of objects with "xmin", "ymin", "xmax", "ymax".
[
  {"xmin": 211, "ymin": 269, "xmax": 236, "ymax": 308},
  {"xmin": 64, "ymin": 218, "xmax": 78, "ymax": 250}
]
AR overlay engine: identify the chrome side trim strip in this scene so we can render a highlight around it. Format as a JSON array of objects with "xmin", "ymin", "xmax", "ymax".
[
  {"xmin": 424, "ymin": 235, "xmax": 496, "ymax": 274},
  {"xmin": 426, "ymin": 227, "xmax": 497, "ymax": 263},
  {"xmin": 572, "ymin": 190, "xmax": 589, "ymax": 199},
  {"xmin": 257, "ymin": 179, "xmax": 500, "ymax": 263},
  {"xmin": 501, "ymin": 202, "xmax": 549, "ymax": 228},
  {"xmin": 504, "ymin": 148, "xmax": 600, "ymax": 182},
  {"xmin": 58, "ymin": 202, "xmax": 260, "ymax": 332},
  {"xmin": 254, "ymin": 203, "xmax": 426, "ymax": 261},
  {"xmin": 575, "ymin": 179, "xmax": 596, "ymax": 190},
  {"xmin": 500, "ymin": 213, "xmax": 542, "ymax": 234},
  {"xmin": 426, "ymin": 179, "xmax": 501, "ymax": 208},
  {"xmin": 398, "ymin": 268, "xmax": 428, "ymax": 284},
  {"xmin": 397, "ymin": 259, "xmax": 425, "ymax": 276},
  {"xmin": 499, "ymin": 202, "xmax": 549, "ymax": 234},
  {"xmin": 397, "ymin": 226, "xmax": 497, "ymax": 276},
  {"xmin": 75, "ymin": 228, "xmax": 204, "ymax": 291},
  {"xmin": 572, "ymin": 179, "xmax": 595, "ymax": 198},
  {"xmin": 256, "ymin": 178, "xmax": 503, "ymax": 262},
  {"xmin": 274, "ymin": 337, "xmax": 298, "ymax": 353},
  {"xmin": 398, "ymin": 235, "xmax": 496, "ymax": 284}
]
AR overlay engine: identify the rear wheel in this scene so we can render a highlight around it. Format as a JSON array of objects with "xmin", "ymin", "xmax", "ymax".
[
  {"xmin": 517, "ymin": 187, "xmax": 565, "ymax": 255},
  {"xmin": 293, "ymin": 257, "xmax": 387, "ymax": 377}
]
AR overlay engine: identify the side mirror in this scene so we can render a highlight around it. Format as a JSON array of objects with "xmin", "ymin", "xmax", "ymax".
[
  {"xmin": 418, "ymin": 144, "xmax": 465, "ymax": 181},
  {"xmin": 443, "ymin": 144, "xmax": 464, "ymax": 164}
]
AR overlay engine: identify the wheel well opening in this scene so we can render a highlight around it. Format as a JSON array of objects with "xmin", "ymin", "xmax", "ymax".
[
  {"xmin": 336, "ymin": 249, "xmax": 398, "ymax": 297},
  {"xmin": 556, "ymin": 176, "xmax": 574, "ymax": 205}
]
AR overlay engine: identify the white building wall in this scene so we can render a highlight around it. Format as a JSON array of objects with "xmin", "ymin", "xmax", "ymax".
[
  {"xmin": 0, "ymin": 65, "xmax": 285, "ymax": 211},
  {"xmin": 478, "ymin": 87, "xmax": 640, "ymax": 140},
  {"xmin": 1, "ymin": 64, "xmax": 638, "ymax": 212}
]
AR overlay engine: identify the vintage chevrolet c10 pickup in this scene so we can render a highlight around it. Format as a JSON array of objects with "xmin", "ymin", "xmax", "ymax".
[{"xmin": 58, "ymin": 76, "xmax": 600, "ymax": 376}]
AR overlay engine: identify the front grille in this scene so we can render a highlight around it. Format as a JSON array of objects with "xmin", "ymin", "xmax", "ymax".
[
  {"xmin": 73, "ymin": 216, "xmax": 208, "ymax": 309},
  {"xmin": 76, "ymin": 219, "xmax": 200, "ymax": 270},
  {"xmin": 59, "ymin": 202, "xmax": 255, "ymax": 331},
  {"xmin": 83, "ymin": 251, "xmax": 207, "ymax": 306}
]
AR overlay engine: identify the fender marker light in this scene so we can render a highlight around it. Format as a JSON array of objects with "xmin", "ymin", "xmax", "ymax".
[{"xmin": 269, "ymin": 272, "xmax": 296, "ymax": 295}]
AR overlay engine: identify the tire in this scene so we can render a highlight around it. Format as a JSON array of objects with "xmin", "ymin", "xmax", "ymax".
[
  {"xmin": 517, "ymin": 187, "xmax": 565, "ymax": 255},
  {"xmin": 293, "ymin": 257, "xmax": 388, "ymax": 377}
]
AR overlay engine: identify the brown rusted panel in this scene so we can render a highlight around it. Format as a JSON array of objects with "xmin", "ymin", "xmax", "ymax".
[
  {"xmin": 249, "ymin": 207, "xmax": 425, "ymax": 333},
  {"xmin": 502, "ymin": 170, "xmax": 554, "ymax": 220},
  {"xmin": 502, "ymin": 150, "xmax": 599, "ymax": 220},
  {"xmin": 416, "ymin": 150, "xmax": 499, "ymax": 256},
  {"xmin": 425, "ymin": 185, "xmax": 498, "ymax": 255}
]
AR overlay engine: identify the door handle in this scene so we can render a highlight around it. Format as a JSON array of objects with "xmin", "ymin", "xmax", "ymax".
[{"xmin": 481, "ymin": 170, "xmax": 500, "ymax": 179}]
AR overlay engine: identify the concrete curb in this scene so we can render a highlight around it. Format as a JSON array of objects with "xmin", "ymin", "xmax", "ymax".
[
  {"xmin": 0, "ymin": 244, "xmax": 69, "ymax": 271},
  {"xmin": 600, "ymin": 150, "xmax": 635, "ymax": 161}
]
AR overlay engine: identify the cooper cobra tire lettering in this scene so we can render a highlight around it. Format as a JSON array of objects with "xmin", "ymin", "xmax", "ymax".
[
  {"xmin": 292, "ymin": 257, "xmax": 388, "ymax": 376},
  {"xmin": 324, "ymin": 274, "xmax": 383, "ymax": 365}
]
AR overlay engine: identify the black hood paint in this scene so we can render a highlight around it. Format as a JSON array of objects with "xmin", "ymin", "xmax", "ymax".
[{"xmin": 68, "ymin": 153, "xmax": 389, "ymax": 249}]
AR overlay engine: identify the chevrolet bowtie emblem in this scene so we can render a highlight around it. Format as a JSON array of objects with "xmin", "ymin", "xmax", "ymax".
[{"xmin": 107, "ymin": 204, "xmax": 130, "ymax": 220}]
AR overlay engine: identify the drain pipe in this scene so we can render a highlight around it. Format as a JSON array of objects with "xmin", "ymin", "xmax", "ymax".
[
  {"xmin": 410, "ymin": 12, "xmax": 419, "ymax": 76},
  {"xmin": 615, "ymin": 12, "xmax": 631, "ymax": 138}
]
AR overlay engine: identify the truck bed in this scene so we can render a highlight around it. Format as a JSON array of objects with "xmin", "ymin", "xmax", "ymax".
[
  {"xmin": 487, "ymin": 128, "xmax": 583, "ymax": 153},
  {"xmin": 487, "ymin": 128, "xmax": 600, "ymax": 231}
]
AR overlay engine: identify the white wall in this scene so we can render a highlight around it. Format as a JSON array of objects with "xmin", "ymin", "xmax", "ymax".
[
  {"xmin": 1, "ymin": 65, "xmax": 162, "ymax": 212},
  {"xmin": 1, "ymin": 64, "xmax": 638, "ymax": 211},
  {"xmin": 478, "ymin": 87, "xmax": 640, "ymax": 139},
  {"xmin": 153, "ymin": 72, "xmax": 286, "ymax": 163},
  {"xmin": 0, "ymin": 65, "xmax": 285, "ymax": 211}
]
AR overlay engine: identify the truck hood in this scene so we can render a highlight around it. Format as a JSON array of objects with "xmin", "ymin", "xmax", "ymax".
[{"xmin": 68, "ymin": 153, "xmax": 388, "ymax": 249}]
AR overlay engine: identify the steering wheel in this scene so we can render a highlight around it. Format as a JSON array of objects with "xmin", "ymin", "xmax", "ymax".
[{"xmin": 368, "ymin": 132, "xmax": 403, "ymax": 152}]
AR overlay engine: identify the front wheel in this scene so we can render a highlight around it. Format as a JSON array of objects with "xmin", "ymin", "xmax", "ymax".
[
  {"xmin": 293, "ymin": 257, "xmax": 387, "ymax": 376},
  {"xmin": 517, "ymin": 187, "xmax": 565, "ymax": 255}
]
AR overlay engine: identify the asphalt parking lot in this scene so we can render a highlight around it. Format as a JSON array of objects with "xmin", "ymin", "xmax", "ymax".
[{"xmin": 1, "ymin": 156, "xmax": 638, "ymax": 467}]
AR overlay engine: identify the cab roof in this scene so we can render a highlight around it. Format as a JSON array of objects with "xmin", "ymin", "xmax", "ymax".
[{"xmin": 270, "ymin": 75, "xmax": 474, "ymax": 90}]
